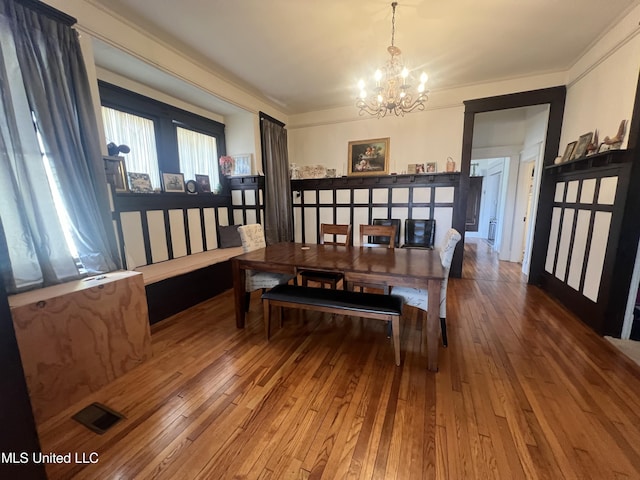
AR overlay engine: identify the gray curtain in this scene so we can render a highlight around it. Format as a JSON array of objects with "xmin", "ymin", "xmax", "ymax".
[
  {"xmin": 0, "ymin": 2, "xmax": 120, "ymax": 293},
  {"xmin": 261, "ymin": 117, "xmax": 293, "ymax": 244}
]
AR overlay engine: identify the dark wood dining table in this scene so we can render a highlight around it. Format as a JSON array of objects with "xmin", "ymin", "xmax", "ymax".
[{"xmin": 231, "ymin": 242, "xmax": 446, "ymax": 371}]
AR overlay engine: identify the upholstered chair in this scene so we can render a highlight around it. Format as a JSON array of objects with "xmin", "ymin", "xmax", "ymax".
[
  {"xmin": 237, "ymin": 224, "xmax": 295, "ymax": 311},
  {"xmin": 391, "ymin": 228, "xmax": 461, "ymax": 346}
]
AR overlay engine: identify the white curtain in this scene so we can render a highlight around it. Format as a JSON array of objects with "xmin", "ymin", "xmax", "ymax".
[
  {"xmin": 102, "ymin": 106, "xmax": 161, "ymax": 188},
  {"xmin": 177, "ymin": 127, "xmax": 220, "ymax": 191}
]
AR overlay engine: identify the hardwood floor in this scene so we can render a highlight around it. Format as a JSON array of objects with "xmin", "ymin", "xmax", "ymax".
[{"xmin": 38, "ymin": 242, "xmax": 640, "ymax": 479}]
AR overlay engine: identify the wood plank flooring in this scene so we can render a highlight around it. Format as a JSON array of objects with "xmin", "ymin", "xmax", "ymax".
[{"xmin": 37, "ymin": 240, "xmax": 640, "ymax": 479}]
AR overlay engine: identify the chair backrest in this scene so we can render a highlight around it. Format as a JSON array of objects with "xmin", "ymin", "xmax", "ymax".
[
  {"xmin": 320, "ymin": 223, "xmax": 352, "ymax": 246},
  {"xmin": 439, "ymin": 228, "xmax": 462, "ymax": 271},
  {"xmin": 404, "ymin": 219, "xmax": 436, "ymax": 248},
  {"xmin": 437, "ymin": 228, "xmax": 461, "ymax": 318},
  {"xmin": 237, "ymin": 224, "xmax": 266, "ymax": 253},
  {"xmin": 372, "ymin": 219, "xmax": 401, "ymax": 246},
  {"xmin": 360, "ymin": 224, "xmax": 397, "ymax": 248}
]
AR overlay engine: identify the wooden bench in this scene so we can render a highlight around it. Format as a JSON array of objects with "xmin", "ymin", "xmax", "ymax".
[
  {"xmin": 262, "ymin": 284, "xmax": 404, "ymax": 365},
  {"xmin": 134, "ymin": 247, "xmax": 244, "ymax": 324}
]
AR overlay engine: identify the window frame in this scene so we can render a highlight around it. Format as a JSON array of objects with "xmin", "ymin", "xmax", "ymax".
[{"xmin": 98, "ymin": 81, "xmax": 227, "ymax": 187}]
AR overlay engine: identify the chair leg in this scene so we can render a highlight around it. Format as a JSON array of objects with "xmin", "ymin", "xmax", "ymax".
[
  {"xmin": 244, "ymin": 292, "xmax": 252, "ymax": 312},
  {"xmin": 440, "ymin": 317, "xmax": 448, "ymax": 347},
  {"xmin": 391, "ymin": 316, "xmax": 401, "ymax": 366},
  {"xmin": 263, "ymin": 299, "xmax": 271, "ymax": 340}
]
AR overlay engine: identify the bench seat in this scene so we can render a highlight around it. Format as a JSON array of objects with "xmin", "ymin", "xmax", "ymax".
[{"xmin": 262, "ymin": 284, "xmax": 403, "ymax": 365}]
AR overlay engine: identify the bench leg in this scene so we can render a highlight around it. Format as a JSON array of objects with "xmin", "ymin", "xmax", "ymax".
[
  {"xmin": 263, "ymin": 299, "xmax": 271, "ymax": 341},
  {"xmin": 391, "ymin": 315, "xmax": 400, "ymax": 366}
]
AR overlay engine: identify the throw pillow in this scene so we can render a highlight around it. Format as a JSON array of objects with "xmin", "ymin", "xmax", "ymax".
[{"xmin": 218, "ymin": 225, "xmax": 242, "ymax": 248}]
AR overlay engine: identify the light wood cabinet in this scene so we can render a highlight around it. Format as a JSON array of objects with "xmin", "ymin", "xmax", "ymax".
[{"xmin": 9, "ymin": 271, "xmax": 151, "ymax": 423}]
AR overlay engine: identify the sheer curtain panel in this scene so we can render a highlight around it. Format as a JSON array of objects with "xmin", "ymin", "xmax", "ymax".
[{"xmin": 0, "ymin": 1, "xmax": 120, "ymax": 293}]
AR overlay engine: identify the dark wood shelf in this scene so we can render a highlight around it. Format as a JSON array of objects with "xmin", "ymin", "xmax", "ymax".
[{"xmin": 544, "ymin": 148, "xmax": 629, "ymax": 174}]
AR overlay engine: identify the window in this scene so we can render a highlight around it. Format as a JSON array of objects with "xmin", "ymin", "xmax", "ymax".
[
  {"xmin": 177, "ymin": 126, "xmax": 220, "ymax": 192},
  {"xmin": 101, "ymin": 107, "xmax": 161, "ymax": 188},
  {"xmin": 98, "ymin": 81, "xmax": 226, "ymax": 192}
]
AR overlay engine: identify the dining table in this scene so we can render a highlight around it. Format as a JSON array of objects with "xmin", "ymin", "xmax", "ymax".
[{"xmin": 231, "ymin": 242, "xmax": 446, "ymax": 372}]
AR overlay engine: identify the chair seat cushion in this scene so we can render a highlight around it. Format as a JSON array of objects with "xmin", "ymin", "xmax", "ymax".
[
  {"xmin": 246, "ymin": 271, "xmax": 295, "ymax": 291},
  {"xmin": 263, "ymin": 284, "xmax": 403, "ymax": 316},
  {"xmin": 390, "ymin": 286, "xmax": 428, "ymax": 310}
]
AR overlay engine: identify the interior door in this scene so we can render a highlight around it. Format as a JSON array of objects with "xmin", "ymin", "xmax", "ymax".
[{"xmin": 466, "ymin": 176, "xmax": 483, "ymax": 232}]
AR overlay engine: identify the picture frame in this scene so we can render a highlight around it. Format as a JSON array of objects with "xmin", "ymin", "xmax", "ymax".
[
  {"xmin": 560, "ymin": 141, "xmax": 577, "ymax": 163},
  {"xmin": 103, "ymin": 156, "xmax": 128, "ymax": 192},
  {"xmin": 162, "ymin": 172, "xmax": 185, "ymax": 193},
  {"xmin": 425, "ymin": 162, "xmax": 437, "ymax": 173},
  {"xmin": 231, "ymin": 154, "xmax": 253, "ymax": 176},
  {"xmin": 347, "ymin": 137, "xmax": 390, "ymax": 176},
  {"xmin": 569, "ymin": 132, "xmax": 593, "ymax": 161},
  {"xmin": 127, "ymin": 172, "xmax": 154, "ymax": 193},
  {"xmin": 195, "ymin": 174, "xmax": 212, "ymax": 193}
]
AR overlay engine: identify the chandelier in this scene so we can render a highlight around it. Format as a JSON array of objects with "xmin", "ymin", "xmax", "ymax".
[{"xmin": 356, "ymin": 2, "xmax": 428, "ymax": 118}]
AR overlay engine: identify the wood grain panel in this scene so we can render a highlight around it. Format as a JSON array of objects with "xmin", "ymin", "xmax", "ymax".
[{"xmin": 9, "ymin": 271, "xmax": 151, "ymax": 423}]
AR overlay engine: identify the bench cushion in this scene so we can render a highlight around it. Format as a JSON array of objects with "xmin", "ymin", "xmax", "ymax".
[{"xmin": 262, "ymin": 284, "xmax": 403, "ymax": 316}]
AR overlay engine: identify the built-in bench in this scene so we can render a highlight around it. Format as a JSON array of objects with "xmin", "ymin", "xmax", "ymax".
[
  {"xmin": 135, "ymin": 247, "xmax": 244, "ymax": 324},
  {"xmin": 262, "ymin": 284, "xmax": 404, "ymax": 365}
]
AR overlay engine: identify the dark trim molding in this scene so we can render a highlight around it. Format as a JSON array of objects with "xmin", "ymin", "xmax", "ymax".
[
  {"xmin": 259, "ymin": 111, "xmax": 286, "ymax": 128},
  {"xmin": 459, "ymin": 86, "xmax": 567, "ymax": 280}
]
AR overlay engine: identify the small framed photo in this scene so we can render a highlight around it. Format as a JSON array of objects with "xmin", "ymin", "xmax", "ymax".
[
  {"xmin": 560, "ymin": 141, "xmax": 577, "ymax": 163},
  {"xmin": 162, "ymin": 172, "xmax": 185, "ymax": 193},
  {"xmin": 231, "ymin": 154, "xmax": 253, "ymax": 176},
  {"xmin": 127, "ymin": 172, "xmax": 154, "ymax": 193},
  {"xmin": 195, "ymin": 174, "xmax": 211, "ymax": 193},
  {"xmin": 570, "ymin": 132, "xmax": 593, "ymax": 161},
  {"xmin": 347, "ymin": 137, "xmax": 390, "ymax": 176},
  {"xmin": 425, "ymin": 162, "xmax": 437, "ymax": 173},
  {"xmin": 103, "ymin": 156, "xmax": 128, "ymax": 192}
]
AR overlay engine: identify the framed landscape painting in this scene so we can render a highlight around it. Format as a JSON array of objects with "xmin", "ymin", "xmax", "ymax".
[{"xmin": 347, "ymin": 138, "xmax": 390, "ymax": 176}]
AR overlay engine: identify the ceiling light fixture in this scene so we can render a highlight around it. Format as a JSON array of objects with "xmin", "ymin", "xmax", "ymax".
[{"xmin": 356, "ymin": 2, "xmax": 428, "ymax": 118}]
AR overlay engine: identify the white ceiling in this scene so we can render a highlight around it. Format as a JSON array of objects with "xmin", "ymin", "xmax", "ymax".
[{"xmin": 90, "ymin": 0, "xmax": 640, "ymax": 116}]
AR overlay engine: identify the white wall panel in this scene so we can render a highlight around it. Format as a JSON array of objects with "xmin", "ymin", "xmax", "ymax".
[
  {"xmin": 218, "ymin": 208, "xmax": 229, "ymax": 226},
  {"xmin": 336, "ymin": 208, "xmax": 350, "ymax": 225},
  {"xmin": 203, "ymin": 208, "xmax": 218, "ymax": 250},
  {"xmin": 304, "ymin": 207, "xmax": 317, "ymax": 241},
  {"xmin": 244, "ymin": 189, "xmax": 256, "ymax": 206},
  {"xmin": 555, "ymin": 209, "xmax": 574, "ymax": 281},
  {"xmin": 566, "ymin": 181, "xmax": 579, "ymax": 203},
  {"xmin": 233, "ymin": 210, "xmax": 244, "ymax": 225},
  {"xmin": 319, "ymin": 207, "xmax": 333, "ymax": 225},
  {"xmin": 353, "ymin": 189, "xmax": 369, "ymax": 203},
  {"xmin": 545, "ymin": 207, "xmax": 561, "ymax": 273},
  {"xmin": 412, "ymin": 207, "xmax": 430, "ymax": 219},
  {"xmin": 583, "ymin": 211, "xmax": 612, "ymax": 302},
  {"xmin": 353, "ymin": 208, "xmax": 369, "ymax": 245},
  {"xmin": 567, "ymin": 210, "xmax": 591, "ymax": 290},
  {"xmin": 413, "ymin": 187, "xmax": 431, "ymax": 203},
  {"xmin": 187, "ymin": 208, "xmax": 203, "ymax": 254},
  {"xmin": 231, "ymin": 190, "xmax": 242, "ymax": 205},
  {"xmin": 372, "ymin": 188, "xmax": 388, "ymax": 203},
  {"xmin": 147, "ymin": 210, "xmax": 168, "ymax": 263},
  {"xmin": 304, "ymin": 191, "xmax": 317, "ymax": 204},
  {"xmin": 580, "ymin": 179, "xmax": 596, "ymax": 204},
  {"xmin": 554, "ymin": 182, "xmax": 565, "ymax": 202},
  {"xmin": 169, "ymin": 210, "xmax": 187, "ymax": 258},
  {"xmin": 246, "ymin": 210, "xmax": 257, "ymax": 225},
  {"xmin": 392, "ymin": 188, "xmax": 409, "ymax": 203},
  {"xmin": 294, "ymin": 207, "xmax": 303, "ymax": 242},
  {"xmin": 319, "ymin": 190, "xmax": 333, "ymax": 204},
  {"xmin": 391, "ymin": 208, "xmax": 408, "ymax": 240},
  {"xmin": 121, "ymin": 211, "xmax": 146, "ymax": 268},
  {"xmin": 336, "ymin": 189, "xmax": 350, "ymax": 203},
  {"xmin": 598, "ymin": 176, "xmax": 618, "ymax": 205},
  {"xmin": 434, "ymin": 187, "xmax": 455, "ymax": 203}
]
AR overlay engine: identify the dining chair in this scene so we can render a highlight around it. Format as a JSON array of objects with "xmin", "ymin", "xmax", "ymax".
[
  {"xmin": 372, "ymin": 219, "xmax": 401, "ymax": 247},
  {"xmin": 237, "ymin": 224, "xmax": 296, "ymax": 312},
  {"xmin": 390, "ymin": 228, "xmax": 461, "ymax": 347},
  {"xmin": 402, "ymin": 219, "xmax": 436, "ymax": 249},
  {"xmin": 299, "ymin": 223, "xmax": 352, "ymax": 289},
  {"xmin": 350, "ymin": 224, "xmax": 398, "ymax": 294}
]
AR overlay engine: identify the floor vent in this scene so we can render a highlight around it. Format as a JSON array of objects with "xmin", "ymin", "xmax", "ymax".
[{"xmin": 72, "ymin": 402, "xmax": 125, "ymax": 434}]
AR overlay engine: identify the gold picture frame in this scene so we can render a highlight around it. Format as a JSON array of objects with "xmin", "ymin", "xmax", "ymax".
[
  {"xmin": 347, "ymin": 137, "xmax": 390, "ymax": 176},
  {"xmin": 103, "ymin": 156, "xmax": 128, "ymax": 192}
]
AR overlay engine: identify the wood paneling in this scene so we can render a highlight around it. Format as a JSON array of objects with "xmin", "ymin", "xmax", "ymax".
[
  {"xmin": 9, "ymin": 271, "xmax": 151, "ymax": 423},
  {"xmin": 35, "ymin": 240, "xmax": 640, "ymax": 479}
]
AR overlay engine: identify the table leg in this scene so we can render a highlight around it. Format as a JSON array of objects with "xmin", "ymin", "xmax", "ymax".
[
  {"xmin": 426, "ymin": 278, "xmax": 441, "ymax": 372},
  {"xmin": 232, "ymin": 259, "xmax": 246, "ymax": 328}
]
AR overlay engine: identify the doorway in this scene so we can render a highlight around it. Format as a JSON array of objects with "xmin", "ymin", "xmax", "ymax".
[{"xmin": 451, "ymin": 86, "xmax": 566, "ymax": 283}]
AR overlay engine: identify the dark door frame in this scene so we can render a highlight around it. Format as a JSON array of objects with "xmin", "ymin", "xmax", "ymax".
[{"xmin": 451, "ymin": 86, "xmax": 567, "ymax": 281}]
